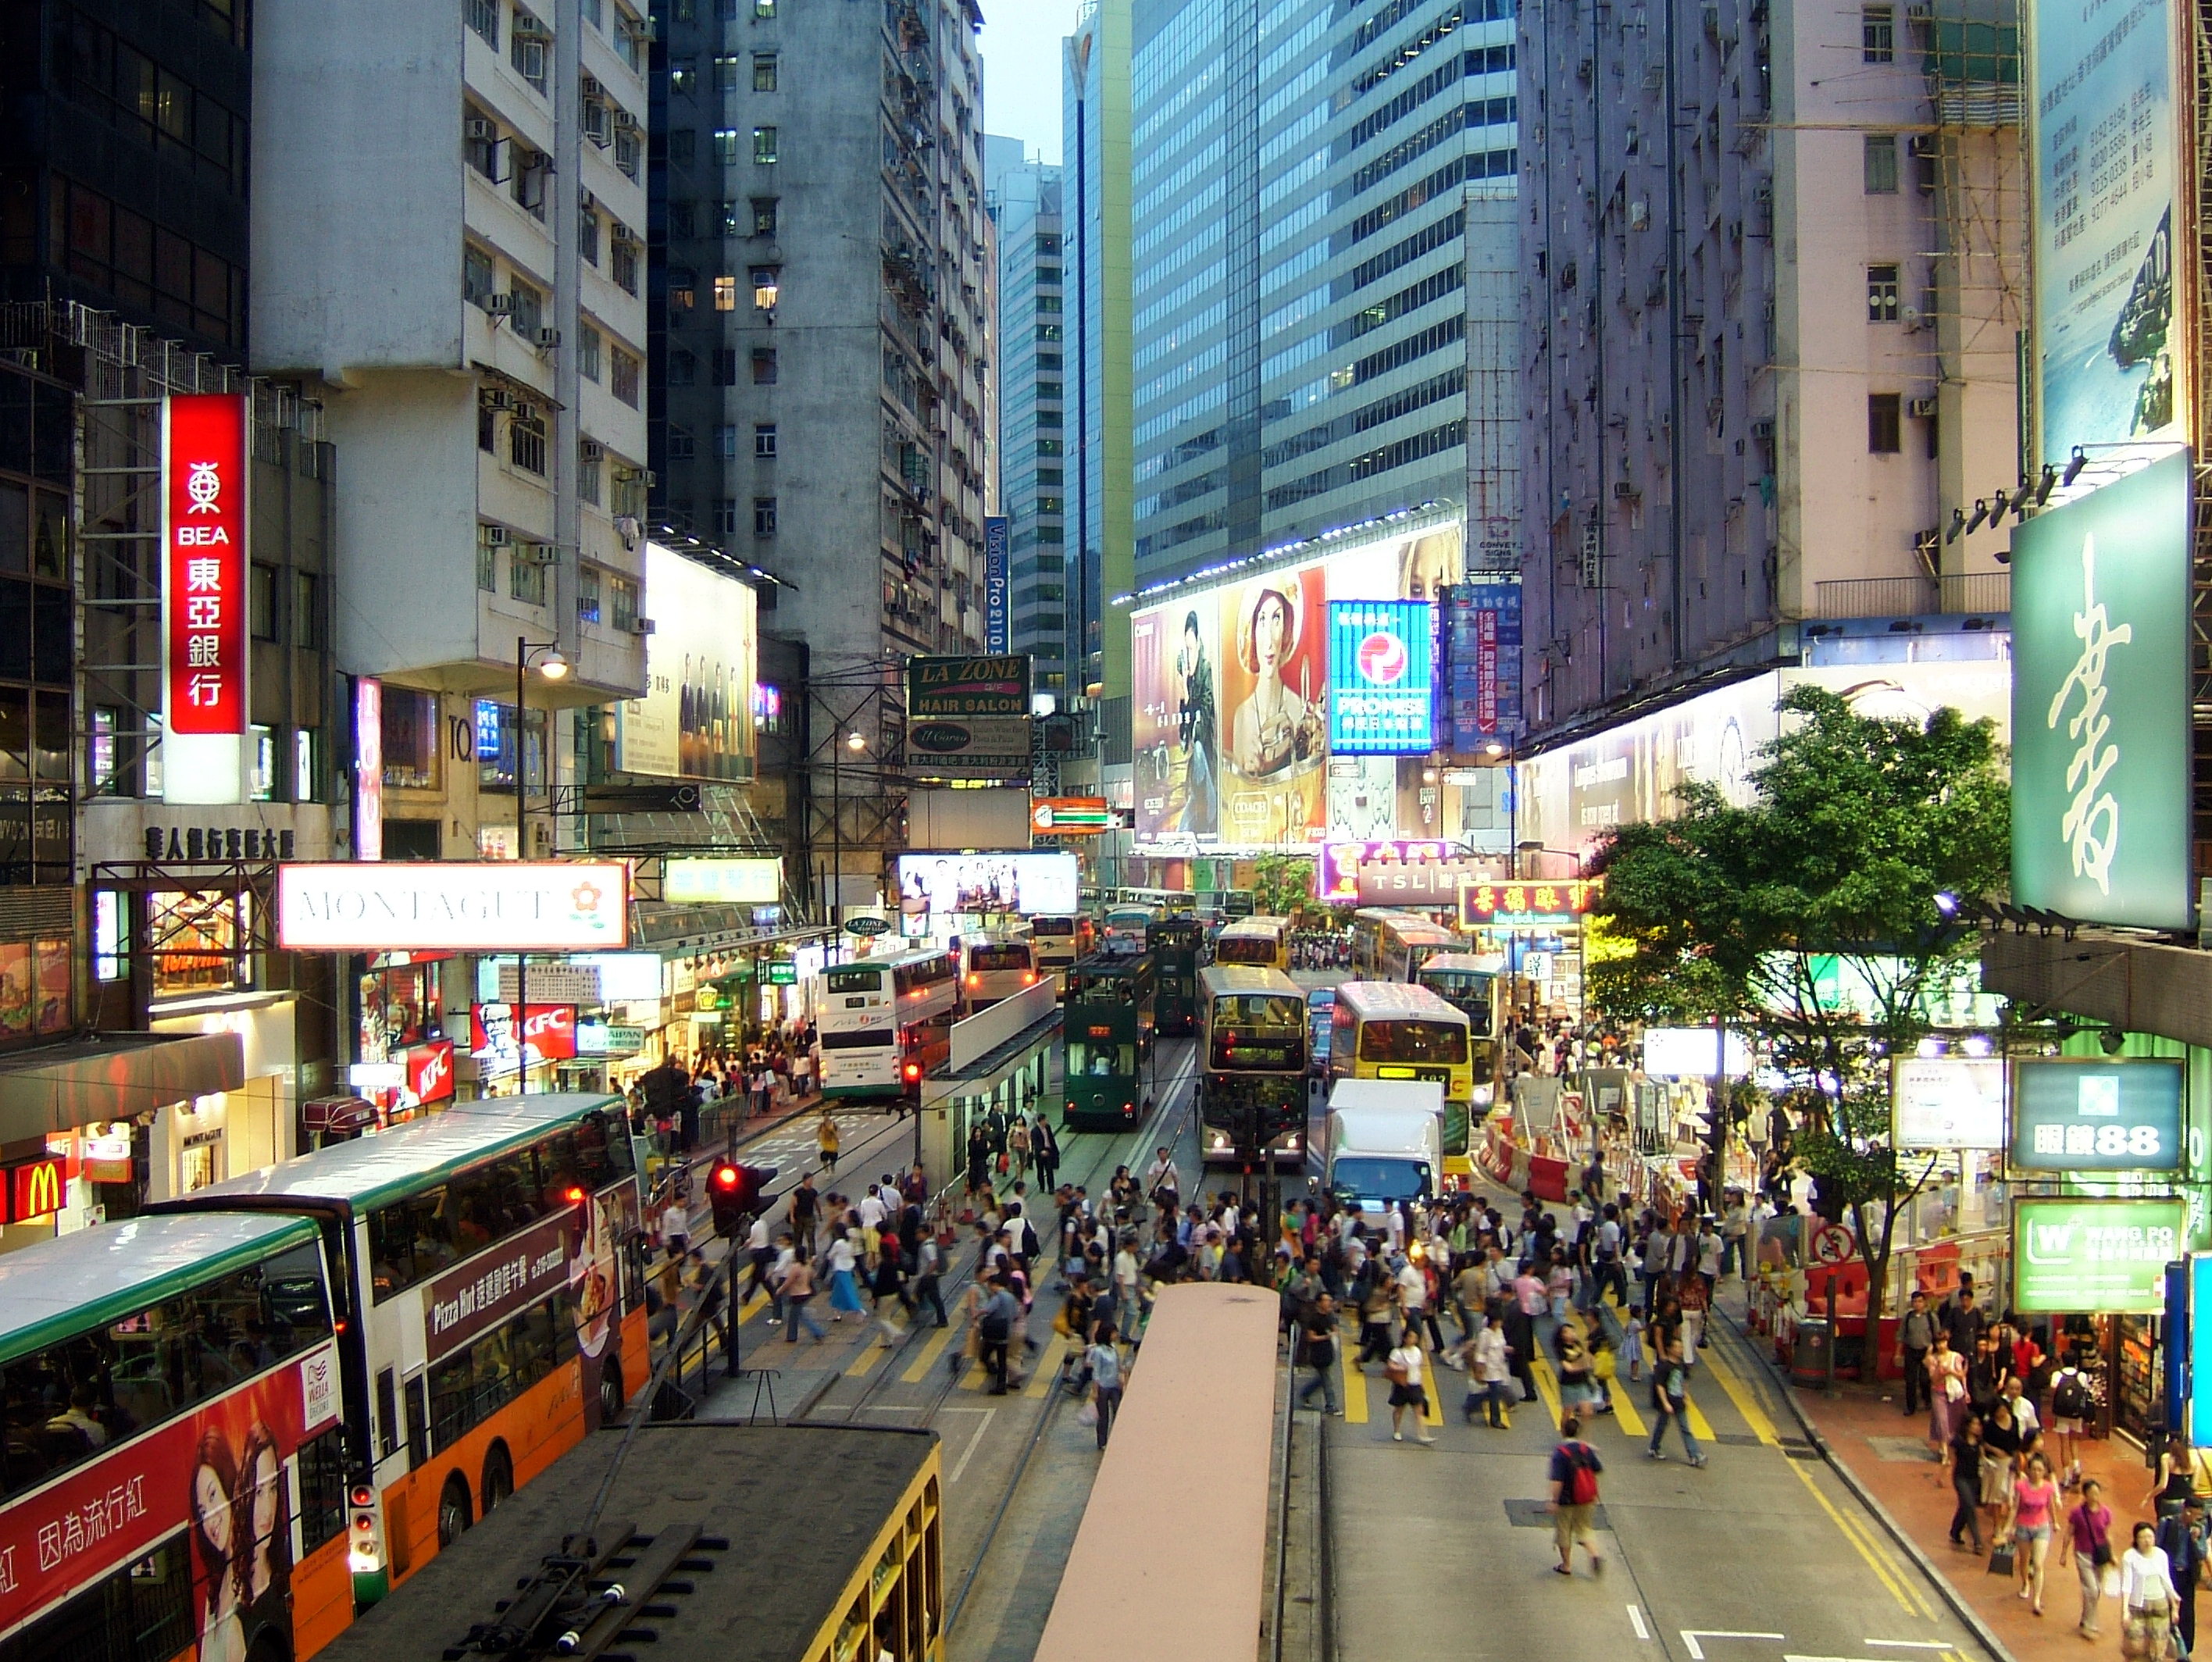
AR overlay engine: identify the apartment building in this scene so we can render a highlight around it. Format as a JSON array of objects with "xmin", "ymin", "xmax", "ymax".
[{"xmin": 252, "ymin": 0, "xmax": 653, "ymax": 860}]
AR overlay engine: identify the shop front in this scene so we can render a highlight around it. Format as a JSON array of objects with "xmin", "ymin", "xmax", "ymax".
[
  {"xmin": 2014, "ymin": 1196, "xmax": 2185, "ymax": 1446},
  {"xmin": 148, "ymin": 992, "xmax": 300, "ymax": 1200}
]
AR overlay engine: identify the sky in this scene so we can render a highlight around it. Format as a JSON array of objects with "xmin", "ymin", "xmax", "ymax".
[{"xmin": 979, "ymin": 0, "xmax": 1084, "ymax": 166}]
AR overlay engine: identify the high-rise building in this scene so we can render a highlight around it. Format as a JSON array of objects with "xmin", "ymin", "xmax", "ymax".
[
  {"xmin": 985, "ymin": 148, "xmax": 1069, "ymax": 696},
  {"xmin": 1517, "ymin": 0, "xmax": 2020, "ymax": 739},
  {"xmin": 252, "ymin": 0, "xmax": 654, "ymax": 861},
  {"xmin": 0, "ymin": 0, "xmax": 253, "ymax": 358},
  {"xmin": 1120, "ymin": 0, "xmax": 1518, "ymax": 590}
]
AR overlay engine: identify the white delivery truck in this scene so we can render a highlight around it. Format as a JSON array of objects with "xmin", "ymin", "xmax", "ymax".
[{"xmin": 1311, "ymin": 1078, "xmax": 1445, "ymax": 1218}]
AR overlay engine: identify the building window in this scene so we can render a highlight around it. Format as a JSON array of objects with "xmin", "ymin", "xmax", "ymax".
[
  {"xmin": 1036, "ymin": 438, "xmax": 1062, "ymax": 458},
  {"xmin": 477, "ymin": 527, "xmax": 501, "ymax": 591},
  {"xmin": 250, "ymin": 563, "xmax": 279, "ymax": 642},
  {"xmin": 755, "ymin": 0, "xmax": 776, "ymax": 16},
  {"xmin": 715, "ymin": 54, "xmax": 742, "ymax": 91},
  {"xmin": 579, "ymin": 323, "xmax": 602, "ymax": 381},
  {"xmin": 753, "ymin": 497, "xmax": 778, "ymax": 536},
  {"xmin": 465, "ymin": 244, "xmax": 496, "ymax": 309},
  {"xmin": 612, "ymin": 238, "xmax": 640, "ymax": 294},
  {"xmin": 669, "ymin": 202, "xmax": 696, "ymax": 241},
  {"xmin": 713, "ymin": 349, "xmax": 738, "ymax": 385},
  {"xmin": 713, "ymin": 275, "xmax": 738, "ymax": 311},
  {"xmin": 715, "ymin": 498, "xmax": 739, "ymax": 535},
  {"xmin": 294, "ymin": 572, "xmax": 324, "ymax": 650},
  {"xmin": 751, "ymin": 197, "xmax": 779, "ymax": 236},
  {"xmin": 508, "ymin": 280, "xmax": 544, "ymax": 337},
  {"xmin": 754, "ymin": 52, "xmax": 779, "ymax": 91},
  {"xmin": 752, "ymin": 126, "xmax": 778, "ymax": 164},
  {"xmin": 479, "ymin": 398, "xmax": 497, "ymax": 453},
  {"xmin": 751, "ymin": 348, "xmax": 779, "ymax": 384},
  {"xmin": 1866, "ymin": 262, "xmax": 1900, "ymax": 322},
  {"xmin": 669, "ymin": 267, "xmax": 697, "ymax": 312},
  {"xmin": 713, "ymin": 129, "xmax": 740, "ymax": 166},
  {"xmin": 668, "ymin": 348, "xmax": 697, "ymax": 386},
  {"xmin": 512, "ymin": 406, "xmax": 548, "ymax": 473},
  {"xmin": 578, "ymin": 442, "xmax": 602, "ymax": 505},
  {"xmin": 668, "ymin": 60, "xmax": 697, "ymax": 95},
  {"xmin": 611, "ymin": 576, "xmax": 638, "ymax": 631},
  {"xmin": 1862, "ymin": 3, "xmax": 1894, "ymax": 59},
  {"xmin": 511, "ymin": 11, "xmax": 550, "ymax": 90},
  {"xmin": 577, "ymin": 564, "xmax": 603, "ymax": 626},
  {"xmin": 612, "ymin": 348, "xmax": 641, "ymax": 406},
  {"xmin": 580, "ymin": 209, "xmax": 601, "ymax": 266},
  {"xmin": 750, "ymin": 266, "xmax": 780, "ymax": 309},
  {"xmin": 509, "ymin": 544, "xmax": 548, "ymax": 605},
  {"xmin": 1864, "ymin": 134, "xmax": 1899, "ymax": 194},
  {"xmin": 755, "ymin": 423, "xmax": 778, "ymax": 458},
  {"xmin": 1867, "ymin": 393, "xmax": 1903, "ymax": 453},
  {"xmin": 468, "ymin": 0, "xmax": 500, "ymax": 47},
  {"xmin": 669, "ymin": 130, "xmax": 695, "ymax": 167},
  {"xmin": 669, "ymin": 426, "xmax": 697, "ymax": 462},
  {"xmin": 466, "ymin": 109, "xmax": 501, "ymax": 180},
  {"xmin": 717, "ymin": 423, "xmax": 739, "ymax": 458}
]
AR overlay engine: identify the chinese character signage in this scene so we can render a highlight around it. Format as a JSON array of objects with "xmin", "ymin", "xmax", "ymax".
[
  {"xmin": 984, "ymin": 516, "xmax": 1010, "ymax": 651},
  {"xmin": 1316, "ymin": 838, "xmax": 1453, "ymax": 902},
  {"xmin": 1445, "ymin": 583, "xmax": 1522, "ymax": 750},
  {"xmin": 423, "ymin": 1212, "xmax": 573, "ymax": 1361},
  {"xmin": 2014, "ymin": 1197, "xmax": 2184, "ymax": 1314},
  {"xmin": 904, "ymin": 655, "xmax": 1033, "ymax": 780},
  {"xmin": 162, "ymin": 394, "xmax": 249, "ymax": 804},
  {"xmin": 2011, "ymin": 451, "xmax": 2194, "ymax": 929},
  {"xmin": 663, "ymin": 857, "xmax": 783, "ymax": 904},
  {"xmin": 1328, "ymin": 599, "xmax": 1435, "ymax": 755},
  {"xmin": 1457, "ymin": 879, "xmax": 1599, "ymax": 926},
  {"xmin": 1891, "ymin": 1057, "xmax": 2007, "ymax": 1151},
  {"xmin": 2010, "ymin": 1057, "xmax": 2184, "ymax": 1172}
]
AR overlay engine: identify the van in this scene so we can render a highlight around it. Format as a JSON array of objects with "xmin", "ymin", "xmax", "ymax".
[{"xmin": 1311, "ymin": 1079, "xmax": 1445, "ymax": 1218}]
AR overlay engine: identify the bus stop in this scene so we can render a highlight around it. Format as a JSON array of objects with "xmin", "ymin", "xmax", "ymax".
[{"xmin": 920, "ymin": 982, "xmax": 1062, "ymax": 1195}]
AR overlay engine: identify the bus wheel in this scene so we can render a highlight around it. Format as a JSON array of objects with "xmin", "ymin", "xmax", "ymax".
[
  {"xmin": 480, "ymin": 1443, "xmax": 514, "ymax": 1516},
  {"xmin": 599, "ymin": 1357, "xmax": 626, "ymax": 1421},
  {"xmin": 436, "ymin": 1473, "xmax": 473, "ymax": 1549}
]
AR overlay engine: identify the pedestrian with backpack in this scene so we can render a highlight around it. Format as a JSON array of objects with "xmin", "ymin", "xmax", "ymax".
[{"xmin": 1549, "ymin": 1414, "xmax": 1607, "ymax": 1575}]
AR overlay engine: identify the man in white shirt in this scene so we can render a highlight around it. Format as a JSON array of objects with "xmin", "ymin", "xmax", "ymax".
[
  {"xmin": 857, "ymin": 1185, "xmax": 887, "ymax": 1232},
  {"xmin": 2002, "ymin": 1375, "xmax": 2041, "ymax": 1436}
]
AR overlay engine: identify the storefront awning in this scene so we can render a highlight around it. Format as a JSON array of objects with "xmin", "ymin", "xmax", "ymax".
[{"xmin": 0, "ymin": 1031, "xmax": 247, "ymax": 1143}]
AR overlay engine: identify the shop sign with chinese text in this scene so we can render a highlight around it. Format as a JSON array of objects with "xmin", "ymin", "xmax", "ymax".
[
  {"xmin": 162, "ymin": 394, "xmax": 250, "ymax": 804},
  {"xmin": 2009, "ymin": 1057, "xmax": 2183, "ymax": 1172},
  {"xmin": 2014, "ymin": 1197, "xmax": 2185, "ymax": 1313},
  {"xmin": 1457, "ymin": 879, "xmax": 1598, "ymax": 926}
]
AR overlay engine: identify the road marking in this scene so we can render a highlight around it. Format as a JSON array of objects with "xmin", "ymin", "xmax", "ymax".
[
  {"xmin": 1782, "ymin": 1457, "xmax": 1927, "ymax": 1618},
  {"xmin": 903, "ymin": 1326, "xmax": 954, "ymax": 1382},
  {"xmin": 1607, "ymin": 1382, "xmax": 1647, "ymax": 1438},
  {"xmin": 1697, "ymin": 1344, "xmax": 1780, "ymax": 1445},
  {"xmin": 1421, "ymin": 1363, "xmax": 1444, "ymax": 1425},
  {"xmin": 947, "ymin": 1407, "xmax": 997, "ymax": 1485},
  {"xmin": 1529, "ymin": 1355, "xmax": 1564, "ymax": 1429},
  {"xmin": 1682, "ymin": 1392, "xmax": 1718, "ymax": 1444},
  {"xmin": 1026, "ymin": 1336, "xmax": 1067, "ymax": 1397},
  {"xmin": 1861, "ymin": 1644, "xmax": 1956, "ymax": 1650},
  {"xmin": 845, "ymin": 1339, "xmax": 888, "ymax": 1378},
  {"xmin": 1343, "ymin": 1362, "xmax": 1370, "ymax": 1424},
  {"xmin": 1681, "ymin": 1632, "xmax": 1785, "ymax": 1659},
  {"xmin": 737, "ymin": 1290, "xmax": 769, "ymax": 1323},
  {"xmin": 1628, "ymin": 1606, "xmax": 1650, "ymax": 1641}
]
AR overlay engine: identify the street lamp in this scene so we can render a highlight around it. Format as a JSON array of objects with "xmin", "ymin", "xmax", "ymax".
[
  {"xmin": 829, "ymin": 729, "xmax": 866, "ymax": 933},
  {"xmin": 512, "ymin": 635, "xmax": 569, "ymax": 1095},
  {"xmin": 1516, "ymin": 841, "xmax": 1585, "ymax": 876}
]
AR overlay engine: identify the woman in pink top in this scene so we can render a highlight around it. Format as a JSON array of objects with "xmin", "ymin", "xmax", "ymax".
[{"xmin": 2007, "ymin": 1452, "xmax": 2062, "ymax": 1615}]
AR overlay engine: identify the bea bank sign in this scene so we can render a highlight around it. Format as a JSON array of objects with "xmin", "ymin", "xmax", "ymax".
[{"xmin": 2010, "ymin": 450, "xmax": 2194, "ymax": 929}]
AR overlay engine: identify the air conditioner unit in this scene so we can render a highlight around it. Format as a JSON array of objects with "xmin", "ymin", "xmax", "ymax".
[
  {"xmin": 1612, "ymin": 480, "xmax": 1639, "ymax": 499},
  {"xmin": 513, "ymin": 543, "xmax": 556, "ymax": 566},
  {"xmin": 486, "ymin": 292, "xmax": 517, "ymax": 316},
  {"xmin": 483, "ymin": 524, "xmax": 511, "ymax": 545},
  {"xmin": 1750, "ymin": 418, "xmax": 1775, "ymax": 440},
  {"xmin": 1907, "ymin": 394, "xmax": 1938, "ymax": 418},
  {"xmin": 466, "ymin": 117, "xmax": 498, "ymax": 141},
  {"xmin": 481, "ymin": 386, "xmax": 516, "ymax": 411},
  {"xmin": 626, "ymin": 617, "xmax": 658, "ymax": 635},
  {"xmin": 533, "ymin": 326, "xmax": 562, "ymax": 349},
  {"xmin": 580, "ymin": 439, "xmax": 605, "ymax": 462},
  {"xmin": 612, "ymin": 109, "xmax": 639, "ymax": 130},
  {"xmin": 640, "ymin": 469, "xmax": 657, "ymax": 487}
]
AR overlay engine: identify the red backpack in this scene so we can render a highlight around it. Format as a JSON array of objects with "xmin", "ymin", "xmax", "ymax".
[{"xmin": 1562, "ymin": 1442, "xmax": 1600, "ymax": 1506}]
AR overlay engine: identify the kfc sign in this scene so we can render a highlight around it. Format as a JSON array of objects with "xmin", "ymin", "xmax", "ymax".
[
  {"xmin": 6, "ymin": 1157, "xmax": 63, "ymax": 1222},
  {"xmin": 406, "ymin": 1040, "xmax": 456, "ymax": 1104},
  {"xmin": 162, "ymin": 395, "xmax": 250, "ymax": 805},
  {"xmin": 471, "ymin": 1004, "xmax": 579, "ymax": 1066}
]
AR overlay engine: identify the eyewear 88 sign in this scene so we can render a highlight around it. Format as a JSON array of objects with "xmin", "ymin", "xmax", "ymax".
[{"xmin": 163, "ymin": 394, "xmax": 248, "ymax": 736}]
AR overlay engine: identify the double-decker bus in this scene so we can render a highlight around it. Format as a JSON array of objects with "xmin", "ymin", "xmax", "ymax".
[
  {"xmin": 1101, "ymin": 906, "xmax": 1157, "ymax": 949},
  {"xmin": 1349, "ymin": 908, "xmax": 1457, "ymax": 982},
  {"xmin": 815, "ymin": 949, "xmax": 962, "ymax": 1101},
  {"xmin": 1197, "ymin": 965, "xmax": 1307, "ymax": 1167},
  {"xmin": 154, "ymin": 1094, "xmax": 648, "ymax": 1621},
  {"xmin": 960, "ymin": 932, "xmax": 1041, "ymax": 1011},
  {"xmin": 1212, "ymin": 915, "xmax": 1292, "ymax": 972},
  {"xmin": 1148, "ymin": 912, "xmax": 1206, "ymax": 1036},
  {"xmin": 1061, "ymin": 952, "xmax": 1157, "ymax": 1129},
  {"xmin": 0, "ymin": 1211, "xmax": 353, "ymax": 1662},
  {"xmin": 1417, "ymin": 951, "xmax": 1504, "ymax": 1118},
  {"xmin": 1028, "ymin": 914, "xmax": 1096, "ymax": 990},
  {"xmin": 1330, "ymin": 981, "xmax": 1476, "ymax": 1155}
]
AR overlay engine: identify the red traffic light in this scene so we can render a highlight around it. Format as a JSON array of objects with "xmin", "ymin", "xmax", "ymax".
[
  {"xmin": 562, "ymin": 1185, "xmax": 587, "ymax": 1204},
  {"xmin": 349, "ymin": 1483, "xmax": 375, "ymax": 1508},
  {"xmin": 903, "ymin": 1061, "xmax": 922, "ymax": 1081},
  {"xmin": 712, "ymin": 1162, "xmax": 741, "ymax": 1189}
]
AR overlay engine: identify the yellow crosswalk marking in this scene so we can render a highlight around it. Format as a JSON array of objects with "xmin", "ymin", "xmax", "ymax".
[
  {"xmin": 1026, "ymin": 1336, "xmax": 1066, "ymax": 1397},
  {"xmin": 1529, "ymin": 1355, "xmax": 1564, "ymax": 1430},
  {"xmin": 1343, "ymin": 1362, "xmax": 1370, "ymax": 1424},
  {"xmin": 846, "ymin": 1336, "xmax": 890, "ymax": 1378},
  {"xmin": 737, "ymin": 1290, "xmax": 769, "ymax": 1323},
  {"xmin": 1684, "ymin": 1393, "xmax": 1718, "ymax": 1444},
  {"xmin": 1421, "ymin": 1362, "xmax": 1444, "ymax": 1425},
  {"xmin": 1697, "ymin": 1345, "xmax": 1779, "ymax": 1445},
  {"xmin": 1608, "ymin": 1382, "xmax": 1647, "ymax": 1438},
  {"xmin": 903, "ymin": 1326, "xmax": 954, "ymax": 1382}
]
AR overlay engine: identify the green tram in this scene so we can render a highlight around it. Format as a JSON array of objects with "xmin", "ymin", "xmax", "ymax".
[
  {"xmin": 1148, "ymin": 911, "xmax": 1206, "ymax": 1036},
  {"xmin": 1061, "ymin": 951, "xmax": 1157, "ymax": 1130}
]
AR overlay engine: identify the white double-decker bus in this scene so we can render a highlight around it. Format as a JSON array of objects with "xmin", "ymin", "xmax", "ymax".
[{"xmin": 814, "ymin": 949, "xmax": 961, "ymax": 1102}]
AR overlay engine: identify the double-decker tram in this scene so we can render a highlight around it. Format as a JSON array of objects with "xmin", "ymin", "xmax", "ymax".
[
  {"xmin": 813, "ymin": 949, "xmax": 961, "ymax": 1101},
  {"xmin": 1147, "ymin": 912, "xmax": 1206, "ymax": 1036},
  {"xmin": 1061, "ymin": 952, "xmax": 1158, "ymax": 1130},
  {"xmin": 1197, "ymin": 965, "xmax": 1308, "ymax": 1168}
]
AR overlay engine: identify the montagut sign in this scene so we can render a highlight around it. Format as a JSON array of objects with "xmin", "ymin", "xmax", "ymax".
[
  {"xmin": 277, "ymin": 861, "xmax": 630, "ymax": 951},
  {"xmin": 425, "ymin": 1212, "xmax": 572, "ymax": 1362},
  {"xmin": 1457, "ymin": 879, "xmax": 1600, "ymax": 926},
  {"xmin": 162, "ymin": 394, "xmax": 250, "ymax": 804}
]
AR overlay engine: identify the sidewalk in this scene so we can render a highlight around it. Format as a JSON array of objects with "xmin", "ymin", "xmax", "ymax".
[{"xmin": 1721, "ymin": 1294, "xmax": 2155, "ymax": 1662}]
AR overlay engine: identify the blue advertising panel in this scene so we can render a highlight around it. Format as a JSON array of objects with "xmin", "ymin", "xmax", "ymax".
[
  {"xmin": 983, "ymin": 516, "xmax": 1010, "ymax": 652},
  {"xmin": 1446, "ymin": 583, "xmax": 1522, "ymax": 751},
  {"xmin": 2010, "ymin": 1056, "xmax": 2185, "ymax": 1172},
  {"xmin": 2192, "ymin": 1255, "xmax": 2212, "ymax": 1444},
  {"xmin": 1328, "ymin": 599, "xmax": 1435, "ymax": 754}
]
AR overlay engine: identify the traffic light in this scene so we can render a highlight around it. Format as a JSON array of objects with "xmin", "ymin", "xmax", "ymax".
[{"xmin": 707, "ymin": 1160, "xmax": 775, "ymax": 1237}]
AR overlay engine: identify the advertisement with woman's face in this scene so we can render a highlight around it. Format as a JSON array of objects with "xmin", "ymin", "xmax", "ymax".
[
  {"xmin": 1131, "ymin": 592, "xmax": 1221, "ymax": 843},
  {"xmin": 1216, "ymin": 564, "xmax": 1329, "ymax": 845}
]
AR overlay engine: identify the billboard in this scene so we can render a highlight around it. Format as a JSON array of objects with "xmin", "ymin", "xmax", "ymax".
[
  {"xmin": 1328, "ymin": 599, "xmax": 1436, "ymax": 754},
  {"xmin": 470, "ymin": 1003, "xmax": 581, "ymax": 1070},
  {"xmin": 276, "ymin": 861, "xmax": 630, "ymax": 950},
  {"xmin": 1029, "ymin": 797, "xmax": 1111, "ymax": 834},
  {"xmin": 1891, "ymin": 1056, "xmax": 2007, "ymax": 1150},
  {"xmin": 2010, "ymin": 451, "xmax": 2193, "ymax": 929},
  {"xmin": 984, "ymin": 515, "xmax": 1010, "ymax": 651},
  {"xmin": 1315, "ymin": 837, "xmax": 1454, "ymax": 903},
  {"xmin": 1129, "ymin": 518, "xmax": 1463, "ymax": 847},
  {"xmin": 1641, "ymin": 1026, "xmax": 1754, "ymax": 1077},
  {"xmin": 2010, "ymin": 1056, "xmax": 2185, "ymax": 1172},
  {"xmin": 162, "ymin": 393, "xmax": 251, "ymax": 804},
  {"xmin": 895, "ymin": 851, "xmax": 1079, "ymax": 918},
  {"xmin": 1444, "ymin": 583, "xmax": 1522, "ymax": 750},
  {"xmin": 614, "ymin": 544, "xmax": 758, "ymax": 782},
  {"xmin": 2031, "ymin": 0, "xmax": 2185, "ymax": 465},
  {"xmin": 2014, "ymin": 1198, "xmax": 2185, "ymax": 1314},
  {"xmin": 663, "ymin": 857, "xmax": 783, "ymax": 904},
  {"xmin": 904, "ymin": 655, "xmax": 1033, "ymax": 780}
]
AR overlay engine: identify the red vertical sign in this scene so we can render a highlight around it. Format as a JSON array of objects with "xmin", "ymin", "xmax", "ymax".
[{"xmin": 164, "ymin": 394, "xmax": 249, "ymax": 736}]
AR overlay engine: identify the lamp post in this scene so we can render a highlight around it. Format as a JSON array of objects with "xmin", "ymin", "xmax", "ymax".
[
  {"xmin": 512, "ymin": 634, "xmax": 569, "ymax": 1095},
  {"xmin": 827, "ymin": 727, "xmax": 866, "ymax": 933}
]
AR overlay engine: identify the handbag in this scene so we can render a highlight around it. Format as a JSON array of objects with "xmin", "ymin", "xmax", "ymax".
[
  {"xmin": 1386, "ymin": 1355, "xmax": 1411, "ymax": 1386},
  {"xmin": 1987, "ymin": 1539, "xmax": 2018, "ymax": 1577}
]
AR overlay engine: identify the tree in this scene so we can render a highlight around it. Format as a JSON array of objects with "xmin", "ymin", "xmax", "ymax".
[
  {"xmin": 1250, "ymin": 853, "xmax": 1318, "ymax": 922},
  {"xmin": 1585, "ymin": 685, "xmax": 2009, "ymax": 1321}
]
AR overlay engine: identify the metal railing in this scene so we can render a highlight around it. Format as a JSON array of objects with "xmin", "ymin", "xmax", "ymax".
[{"xmin": 1812, "ymin": 571, "xmax": 2010, "ymax": 619}]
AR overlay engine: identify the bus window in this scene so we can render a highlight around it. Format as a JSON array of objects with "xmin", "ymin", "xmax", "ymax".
[{"xmin": 825, "ymin": 966, "xmax": 885, "ymax": 995}]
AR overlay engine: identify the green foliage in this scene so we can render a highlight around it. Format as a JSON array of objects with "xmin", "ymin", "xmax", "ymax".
[
  {"xmin": 1586, "ymin": 686, "xmax": 2009, "ymax": 1312},
  {"xmin": 1251, "ymin": 853, "xmax": 1318, "ymax": 922}
]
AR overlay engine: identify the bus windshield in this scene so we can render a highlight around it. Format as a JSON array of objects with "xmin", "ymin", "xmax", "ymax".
[
  {"xmin": 1358, "ymin": 1020, "xmax": 1468, "ymax": 1065},
  {"xmin": 968, "ymin": 946, "xmax": 1031, "ymax": 970},
  {"xmin": 1215, "ymin": 994, "xmax": 1302, "ymax": 1027},
  {"xmin": 826, "ymin": 967, "xmax": 883, "ymax": 994}
]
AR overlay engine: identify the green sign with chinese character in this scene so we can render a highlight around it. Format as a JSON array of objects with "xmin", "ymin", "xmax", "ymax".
[
  {"xmin": 767, "ymin": 962, "xmax": 797, "ymax": 985},
  {"xmin": 2011, "ymin": 451, "xmax": 2195, "ymax": 929},
  {"xmin": 2014, "ymin": 1197, "xmax": 2185, "ymax": 1313}
]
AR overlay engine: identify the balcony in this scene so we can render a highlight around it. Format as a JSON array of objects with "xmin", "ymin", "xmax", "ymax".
[{"xmin": 1812, "ymin": 572, "xmax": 2009, "ymax": 619}]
